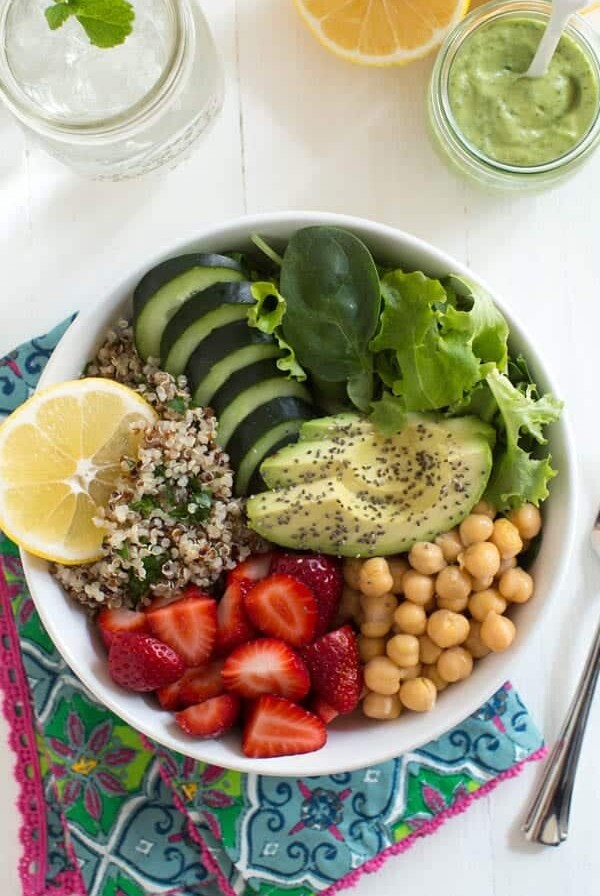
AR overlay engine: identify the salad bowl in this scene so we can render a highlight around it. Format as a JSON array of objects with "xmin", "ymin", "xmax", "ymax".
[{"xmin": 20, "ymin": 211, "xmax": 577, "ymax": 776}]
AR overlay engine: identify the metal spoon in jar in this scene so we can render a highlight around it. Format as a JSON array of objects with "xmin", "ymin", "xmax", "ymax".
[
  {"xmin": 526, "ymin": 0, "xmax": 586, "ymax": 78},
  {"xmin": 521, "ymin": 515, "xmax": 600, "ymax": 845}
]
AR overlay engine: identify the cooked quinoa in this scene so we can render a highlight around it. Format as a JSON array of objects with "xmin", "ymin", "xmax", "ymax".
[{"xmin": 51, "ymin": 321, "xmax": 266, "ymax": 610}]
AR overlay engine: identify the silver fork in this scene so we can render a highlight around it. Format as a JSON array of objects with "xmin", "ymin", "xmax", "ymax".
[{"xmin": 521, "ymin": 515, "xmax": 600, "ymax": 845}]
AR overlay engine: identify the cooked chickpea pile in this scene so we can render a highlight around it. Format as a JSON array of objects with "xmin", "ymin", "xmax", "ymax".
[{"xmin": 340, "ymin": 501, "xmax": 541, "ymax": 721}]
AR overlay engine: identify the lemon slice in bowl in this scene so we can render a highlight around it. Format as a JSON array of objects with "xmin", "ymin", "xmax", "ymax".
[
  {"xmin": 293, "ymin": 0, "xmax": 469, "ymax": 67},
  {"xmin": 0, "ymin": 378, "xmax": 157, "ymax": 565}
]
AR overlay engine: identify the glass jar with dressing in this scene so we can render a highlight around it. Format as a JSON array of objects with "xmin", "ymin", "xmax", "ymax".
[{"xmin": 428, "ymin": 0, "xmax": 600, "ymax": 191}]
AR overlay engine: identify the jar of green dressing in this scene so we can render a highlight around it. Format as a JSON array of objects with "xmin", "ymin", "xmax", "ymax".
[{"xmin": 428, "ymin": 0, "xmax": 600, "ymax": 191}]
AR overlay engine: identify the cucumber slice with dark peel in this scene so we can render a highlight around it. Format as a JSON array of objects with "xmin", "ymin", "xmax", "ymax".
[
  {"xmin": 185, "ymin": 319, "xmax": 275, "ymax": 391},
  {"xmin": 161, "ymin": 281, "xmax": 256, "ymax": 375},
  {"xmin": 210, "ymin": 358, "xmax": 284, "ymax": 416},
  {"xmin": 191, "ymin": 343, "xmax": 282, "ymax": 407},
  {"xmin": 133, "ymin": 254, "xmax": 245, "ymax": 360},
  {"xmin": 239, "ymin": 420, "xmax": 309, "ymax": 497},
  {"xmin": 218, "ymin": 380, "xmax": 312, "ymax": 448}
]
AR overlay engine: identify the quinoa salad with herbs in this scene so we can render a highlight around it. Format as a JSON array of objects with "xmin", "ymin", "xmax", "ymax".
[{"xmin": 52, "ymin": 321, "xmax": 266, "ymax": 610}]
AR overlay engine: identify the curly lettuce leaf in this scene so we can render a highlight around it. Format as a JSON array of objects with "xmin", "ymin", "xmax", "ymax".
[
  {"xmin": 484, "ymin": 369, "xmax": 563, "ymax": 509},
  {"xmin": 444, "ymin": 275, "xmax": 509, "ymax": 370},
  {"xmin": 247, "ymin": 282, "xmax": 306, "ymax": 381},
  {"xmin": 369, "ymin": 391, "xmax": 407, "ymax": 434}
]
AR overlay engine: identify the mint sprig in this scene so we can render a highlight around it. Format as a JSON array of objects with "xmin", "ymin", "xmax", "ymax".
[{"xmin": 45, "ymin": 0, "xmax": 135, "ymax": 49}]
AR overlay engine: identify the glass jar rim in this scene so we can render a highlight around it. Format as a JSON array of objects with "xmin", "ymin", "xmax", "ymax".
[
  {"xmin": 431, "ymin": 0, "xmax": 600, "ymax": 177},
  {"xmin": 0, "ymin": 0, "xmax": 188, "ymax": 137}
]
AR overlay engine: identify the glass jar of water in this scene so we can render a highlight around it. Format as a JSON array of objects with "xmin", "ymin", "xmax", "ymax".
[{"xmin": 0, "ymin": 0, "xmax": 224, "ymax": 179}]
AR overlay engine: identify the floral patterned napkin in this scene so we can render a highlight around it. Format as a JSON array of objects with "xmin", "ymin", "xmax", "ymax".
[{"xmin": 0, "ymin": 319, "xmax": 547, "ymax": 896}]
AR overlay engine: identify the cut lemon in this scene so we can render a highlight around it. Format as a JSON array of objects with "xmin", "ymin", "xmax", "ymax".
[
  {"xmin": 0, "ymin": 379, "xmax": 157, "ymax": 565},
  {"xmin": 293, "ymin": 0, "xmax": 470, "ymax": 66}
]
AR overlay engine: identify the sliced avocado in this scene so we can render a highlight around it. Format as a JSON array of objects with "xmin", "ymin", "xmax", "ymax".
[
  {"xmin": 217, "ymin": 378, "xmax": 311, "ymax": 448},
  {"xmin": 299, "ymin": 414, "xmax": 371, "ymax": 442},
  {"xmin": 133, "ymin": 254, "xmax": 245, "ymax": 360},
  {"xmin": 161, "ymin": 281, "xmax": 256, "ymax": 375},
  {"xmin": 248, "ymin": 413, "xmax": 494, "ymax": 557},
  {"xmin": 234, "ymin": 416, "xmax": 310, "ymax": 497}
]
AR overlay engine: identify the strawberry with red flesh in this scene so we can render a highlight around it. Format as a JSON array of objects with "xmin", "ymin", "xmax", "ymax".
[
  {"xmin": 109, "ymin": 632, "xmax": 185, "ymax": 692},
  {"xmin": 145, "ymin": 584, "xmax": 207, "ymax": 613},
  {"xmin": 301, "ymin": 625, "xmax": 363, "ymax": 714},
  {"xmin": 175, "ymin": 693, "xmax": 240, "ymax": 738},
  {"xmin": 270, "ymin": 554, "xmax": 343, "ymax": 637},
  {"xmin": 222, "ymin": 638, "xmax": 310, "ymax": 701},
  {"xmin": 215, "ymin": 579, "xmax": 256, "ymax": 655},
  {"xmin": 227, "ymin": 553, "xmax": 272, "ymax": 588},
  {"xmin": 244, "ymin": 574, "xmax": 317, "ymax": 647},
  {"xmin": 242, "ymin": 694, "xmax": 327, "ymax": 758},
  {"xmin": 157, "ymin": 658, "xmax": 225, "ymax": 710},
  {"xmin": 98, "ymin": 607, "xmax": 148, "ymax": 649},
  {"xmin": 309, "ymin": 695, "xmax": 340, "ymax": 725},
  {"xmin": 146, "ymin": 594, "xmax": 217, "ymax": 667}
]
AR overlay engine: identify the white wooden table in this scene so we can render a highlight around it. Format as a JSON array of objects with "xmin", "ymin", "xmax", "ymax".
[{"xmin": 1, "ymin": 2, "xmax": 599, "ymax": 893}]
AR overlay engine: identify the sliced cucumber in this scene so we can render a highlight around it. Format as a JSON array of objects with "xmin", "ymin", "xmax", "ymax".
[
  {"xmin": 186, "ymin": 319, "xmax": 274, "ymax": 390},
  {"xmin": 161, "ymin": 281, "xmax": 255, "ymax": 375},
  {"xmin": 241, "ymin": 422, "xmax": 308, "ymax": 497},
  {"xmin": 133, "ymin": 254, "xmax": 245, "ymax": 360},
  {"xmin": 210, "ymin": 358, "xmax": 284, "ymax": 416},
  {"xmin": 217, "ymin": 379, "xmax": 311, "ymax": 448}
]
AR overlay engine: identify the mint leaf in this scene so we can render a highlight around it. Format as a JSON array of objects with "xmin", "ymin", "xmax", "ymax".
[{"xmin": 45, "ymin": 0, "xmax": 134, "ymax": 49}]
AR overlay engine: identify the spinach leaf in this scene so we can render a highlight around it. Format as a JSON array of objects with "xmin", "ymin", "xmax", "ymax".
[{"xmin": 280, "ymin": 227, "xmax": 381, "ymax": 394}]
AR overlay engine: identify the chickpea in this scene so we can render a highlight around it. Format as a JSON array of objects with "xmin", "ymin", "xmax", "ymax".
[
  {"xmin": 480, "ymin": 612, "xmax": 516, "ymax": 652},
  {"xmin": 435, "ymin": 529, "xmax": 463, "ymax": 564},
  {"xmin": 436, "ymin": 593, "xmax": 469, "ymax": 613},
  {"xmin": 436, "ymin": 566, "xmax": 472, "ymax": 603},
  {"xmin": 422, "ymin": 663, "xmax": 448, "ymax": 691},
  {"xmin": 437, "ymin": 647, "xmax": 473, "ymax": 682},
  {"xmin": 388, "ymin": 557, "xmax": 410, "ymax": 593},
  {"xmin": 459, "ymin": 514, "xmax": 494, "ymax": 546},
  {"xmin": 362, "ymin": 691, "xmax": 402, "ymax": 720},
  {"xmin": 364, "ymin": 656, "xmax": 402, "ymax": 695},
  {"xmin": 337, "ymin": 585, "xmax": 361, "ymax": 623},
  {"xmin": 386, "ymin": 633, "xmax": 420, "ymax": 667},
  {"xmin": 397, "ymin": 662, "xmax": 423, "ymax": 681},
  {"xmin": 402, "ymin": 570, "xmax": 435, "ymax": 606},
  {"xmin": 360, "ymin": 593, "xmax": 398, "ymax": 637},
  {"xmin": 471, "ymin": 574, "xmax": 495, "ymax": 592},
  {"xmin": 399, "ymin": 677, "xmax": 437, "ymax": 712},
  {"xmin": 472, "ymin": 500, "xmax": 496, "ymax": 519},
  {"xmin": 461, "ymin": 541, "xmax": 501, "ymax": 580},
  {"xmin": 358, "ymin": 635, "xmax": 386, "ymax": 663},
  {"xmin": 468, "ymin": 588, "xmax": 507, "ymax": 622},
  {"xmin": 490, "ymin": 518, "xmax": 523, "ymax": 560},
  {"xmin": 464, "ymin": 620, "xmax": 490, "ymax": 659},
  {"xmin": 409, "ymin": 542, "xmax": 446, "ymax": 575},
  {"xmin": 343, "ymin": 558, "xmax": 363, "ymax": 591},
  {"xmin": 498, "ymin": 567, "xmax": 534, "ymax": 604},
  {"xmin": 359, "ymin": 558, "xmax": 394, "ymax": 598},
  {"xmin": 393, "ymin": 601, "xmax": 427, "ymax": 635},
  {"xmin": 497, "ymin": 556, "xmax": 517, "ymax": 577},
  {"xmin": 509, "ymin": 503, "xmax": 542, "ymax": 540},
  {"xmin": 427, "ymin": 609, "xmax": 469, "ymax": 648},
  {"xmin": 418, "ymin": 633, "xmax": 442, "ymax": 664}
]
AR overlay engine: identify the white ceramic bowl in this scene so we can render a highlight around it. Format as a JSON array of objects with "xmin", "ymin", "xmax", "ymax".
[{"xmin": 22, "ymin": 211, "xmax": 577, "ymax": 776}]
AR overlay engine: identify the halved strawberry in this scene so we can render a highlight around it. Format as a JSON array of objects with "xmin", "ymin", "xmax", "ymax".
[
  {"xmin": 215, "ymin": 580, "xmax": 256, "ymax": 655},
  {"xmin": 227, "ymin": 553, "xmax": 272, "ymax": 588},
  {"xmin": 175, "ymin": 694, "xmax": 240, "ymax": 739},
  {"xmin": 301, "ymin": 625, "xmax": 362, "ymax": 714},
  {"xmin": 145, "ymin": 584, "xmax": 210, "ymax": 613},
  {"xmin": 157, "ymin": 659, "xmax": 225, "ymax": 710},
  {"xmin": 97, "ymin": 607, "xmax": 148, "ymax": 649},
  {"xmin": 244, "ymin": 574, "xmax": 317, "ymax": 647},
  {"xmin": 222, "ymin": 639, "xmax": 310, "ymax": 701},
  {"xmin": 146, "ymin": 596, "xmax": 217, "ymax": 667},
  {"xmin": 270, "ymin": 553, "xmax": 343, "ymax": 637},
  {"xmin": 242, "ymin": 695, "xmax": 327, "ymax": 758},
  {"xmin": 309, "ymin": 695, "xmax": 340, "ymax": 725},
  {"xmin": 108, "ymin": 633, "xmax": 185, "ymax": 692}
]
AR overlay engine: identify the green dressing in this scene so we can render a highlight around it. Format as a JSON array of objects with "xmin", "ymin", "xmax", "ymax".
[{"xmin": 448, "ymin": 18, "xmax": 600, "ymax": 167}]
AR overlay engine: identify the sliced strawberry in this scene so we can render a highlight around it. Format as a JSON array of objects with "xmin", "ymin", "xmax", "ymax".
[
  {"xmin": 215, "ymin": 580, "xmax": 256, "ymax": 655},
  {"xmin": 222, "ymin": 639, "xmax": 310, "ymax": 701},
  {"xmin": 227, "ymin": 553, "xmax": 272, "ymax": 588},
  {"xmin": 175, "ymin": 694, "xmax": 240, "ymax": 739},
  {"xmin": 242, "ymin": 695, "xmax": 327, "ymax": 758},
  {"xmin": 309, "ymin": 695, "xmax": 340, "ymax": 725},
  {"xmin": 97, "ymin": 607, "xmax": 148, "ymax": 649},
  {"xmin": 270, "ymin": 553, "xmax": 343, "ymax": 637},
  {"xmin": 147, "ymin": 595, "xmax": 217, "ymax": 667},
  {"xmin": 244, "ymin": 574, "xmax": 317, "ymax": 647},
  {"xmin": 157, "ymin": 659, "xmax": 225, "ymax": 710},
  {"xmin": 145, "ymin": 584, "xmax": 211, "ymax": 613},
  {"xmin": 301, "ymin": 625, "xmax": 362, "ymax": 714},
  {"xmin": 108, "ymin": 632, "xmax": 185, "ymax": 692}
]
